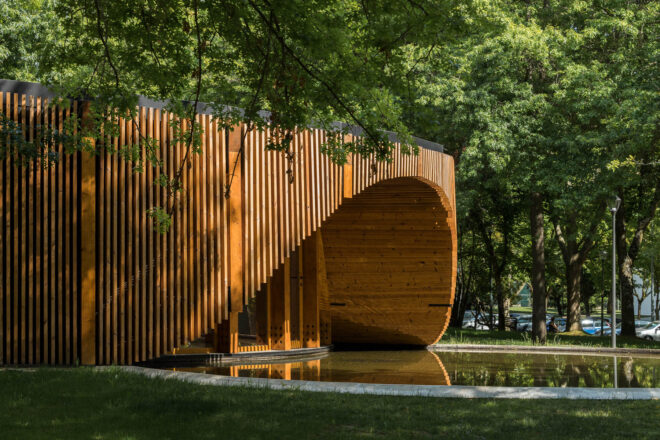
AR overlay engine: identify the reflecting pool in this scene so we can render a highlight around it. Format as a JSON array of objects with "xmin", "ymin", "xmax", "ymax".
[{"xmin": 166, "ymin": 350, "xmax": 660, "ymax": 388}]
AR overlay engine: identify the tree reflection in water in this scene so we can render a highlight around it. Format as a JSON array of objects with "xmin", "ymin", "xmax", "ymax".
[
  {"xmin": 439, "ymin": 351, "xmax": 660, "ymax": 388},
  {"xmin": 166, "ymin": 350, "xmax": 660, "ymax": 388}
]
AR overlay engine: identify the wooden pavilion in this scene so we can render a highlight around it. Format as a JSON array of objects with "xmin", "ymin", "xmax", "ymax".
[{"xmin": 0, "ymin": 80, "xmax": 456, "ymax": 365}]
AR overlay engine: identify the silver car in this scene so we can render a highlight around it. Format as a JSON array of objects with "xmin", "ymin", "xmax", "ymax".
[{"xmin": 637, "ymin": 321, "xmax": 660, "ymax": 341}]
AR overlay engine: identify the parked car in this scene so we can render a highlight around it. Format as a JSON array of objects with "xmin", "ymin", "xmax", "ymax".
[
  {"xmin": 516, "ymin": 315, "xmax": 533, "ymax": 332},
  {"xmin": 582, "ymin": 317, "xmax": 607, "ymax": 335},
  {"xmin": 602, "ymin": 322, "xmax": 621, "ymax": 336},
  {"xmin": 634, "ymin": 320, "xmax": 653, "ymax": 333},
  {"xmin": 637, "ymin": 321, "xmax": 660, "ymax": 341}
]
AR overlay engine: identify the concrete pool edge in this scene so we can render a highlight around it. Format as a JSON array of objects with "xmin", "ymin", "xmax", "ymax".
[
  {"xmin": 431, "ymin": 344, "xmax": 660, "ymax": 358},
  {"xmin": 109, "ymin": 366, "xmax": 660, "ymax": 400}
]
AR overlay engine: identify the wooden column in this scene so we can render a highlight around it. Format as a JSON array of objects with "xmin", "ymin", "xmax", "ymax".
[
  {"xmin": 215, "ymin": 124, "xmax": 244, "ymax": 353},
  {"xmin": 302, "ymin": 232, "xmax": 321, "ymax": 348},
  {"xmin": 270, "ymin": 257, "xmax": 291, "ymax": 350},
  {"xmin": 297, "ymin": 248, "xmax": 304, "ymax": 343},
  {"xmin": 342, "ymin": 135, "xmax": 353, "ymax": 200},
  {"xmin": 255, "ymin": 284, "xmax": 271, "ymax": 346},
  {"xmin": 317, "ymin": 231, "xmax": 332, "ymax": 346},
  {"xmin": 228, "ymin": 124, "xmax": 244, "ymax": 314},
  {"xmin": 215, "ymin": 311, "xmax": 238, "ymax": 353},
  {"xmin": 80, "ymin": 102, "xmax": 96, "ymax": 365}
]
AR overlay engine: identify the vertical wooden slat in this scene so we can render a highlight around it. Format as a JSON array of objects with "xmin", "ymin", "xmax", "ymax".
[
  {"xmin": 96, "ymin": 116, "xmax": 105, "ymax": 366},
  {"xmin": 135, "ymin": 109, "xmax": 143, "ymax": 361},
  {"xmin": 177, "ymin": 117, "xmax": 185, "ymax": 344},
  {"xmin": 247, "ymin": 130, "xmax": 254, "ymax": 299},
  {"xmin": 12, "ymin": 93, "xmax": 19, "ymax": 363},
  {"xmin": 203, "ymin": 114, "xmax": 214, "ymax": 329},
  {"xmin": 20, "ymin": 93, "xmax": 28, "ymax": 364},
  {"xmin": 153, "ymin": 108, "xmax": 161, "ymax": 358},
  {"xmin": 0, "ymin": 92, "xmax": 5, "ymax": 364},
  {"xmin": 167, "ymin": 113, "xmax": 183, "ymax": 347},
  {"xmin": 258, "ymin": 129, "xmax": 267, "ymax": 286},
  {"xmin": 192, "ymin": 115, "xmax": 201, "ymax": 339},
  {"xmin": 64, "ymin": 104, "xmax": 73, "ymax": 364},
  {"xmin": 156, "ymin": 109, "xmax": 165, "ymax": 354},
  {"xmin": 295, "ymin": 131, "xmax": 302, "ymax": 245},
  {"xmin": 80, "ymin": 101, "xmax": 96, "ymax": 365},
  {"xmin": 145, "ymin": 107, "xmax": 154, "ymax": 360},
  {"xmin": 220, "ymin": 123, "xmax": 229, "ymax": 321},
  {"xmin": 131, "ymin": 116, "xmax": 139, "ymax": 361},
  {"xmin": 119, "ymin": 117, "xmax": 127, "ymax": 364},
  {"xmin": 254, "ymin": 130, "xmax": 262, "ymax": 289},
  {"xmin": 27, "ymin": 95, "xmax": 35, "ymax": 364},
  {"xmin": 199, "ymin": 114, "xmax": 208, "ymax": 334},
  {"xmin": 228, "ymin": 125, "xmax": 244, "ymax": 315},
  {"xmin": 269, "ymin": 129, "xmax": 279, "ymax": 274},
  {"xmin": 104, "ymin": 121, "xmax": 112, "ymax": 363},
  {"xmin": 71, "ymin": 101, "xmax": 79, "ymax": 364},
  {"xmin": 112, "ymin": 117, "xmax": 120, "ymax": 363},
  {"xmin": 212, "ymin": 119, "xmax": 222, "ymax": 325},
  {"xmin": 46, "ymin": 100, "xmax": 55, "ymax": 364},
  {"xmin": 304, "ymin": 131, "xmax": 311, "ymax": 237}
]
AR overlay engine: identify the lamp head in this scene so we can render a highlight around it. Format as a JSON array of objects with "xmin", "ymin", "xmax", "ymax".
[{"xmin": 609, "ymin": 195, "xmax": 621, "ymax": 213}]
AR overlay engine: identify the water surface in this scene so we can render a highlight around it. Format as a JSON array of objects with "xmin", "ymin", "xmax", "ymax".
[{"xmin": 167, "ymin": 350, "xmax": 660, "ymax": 388}]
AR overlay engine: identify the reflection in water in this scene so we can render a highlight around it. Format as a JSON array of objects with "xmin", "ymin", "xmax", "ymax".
[
  {"xmin": 167, "ymin": 350, "xmax": 660, "ymax": 388},
  {"xmin": 440, "ymin": 351, "xmax": 660, "ymax": 388}
]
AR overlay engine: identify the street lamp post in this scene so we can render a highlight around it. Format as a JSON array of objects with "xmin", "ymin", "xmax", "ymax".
[
  {"xmin": 609, "ymin": 196, "xmax": 621, "ymax": 349},
  {"xmin": 652, "ymin": 255, "xmax": 655, "ymax": 321},
  {"xmin": 600, "ymin": 250, "xmax": 607, "ymax": 335}
]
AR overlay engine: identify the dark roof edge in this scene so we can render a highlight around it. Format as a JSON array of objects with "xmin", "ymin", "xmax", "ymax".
[{"xmin": 1, "ymin": 79, "xmax": 444, "ymax": 153}]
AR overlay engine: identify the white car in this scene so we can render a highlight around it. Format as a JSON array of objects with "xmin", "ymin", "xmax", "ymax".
[{"xmin": 637, "ymin": 321, "xmax": 660, "ymax": 341}]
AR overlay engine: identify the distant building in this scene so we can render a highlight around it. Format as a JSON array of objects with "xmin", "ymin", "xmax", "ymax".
[{"xmin": 515, "ymin": 283, "xmax": 532, "ymax": 308}]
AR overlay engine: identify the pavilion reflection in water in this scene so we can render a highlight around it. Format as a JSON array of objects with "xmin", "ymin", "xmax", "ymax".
[{"xmin": 172, "ymin": 350, "xmax": 451, "ymax": 385}]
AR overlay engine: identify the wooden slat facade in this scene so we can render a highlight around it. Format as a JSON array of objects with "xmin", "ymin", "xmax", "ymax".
[{"xmin": 0, "ymin": 82, "xmax": 456, "ymax": 365}]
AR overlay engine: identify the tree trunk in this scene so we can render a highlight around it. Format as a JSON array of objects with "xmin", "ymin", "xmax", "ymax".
[
  {"xmin": 616, "ymin": 181, "xmax": 660, "ymax": 336},
  {"xmin": 496, "ymin": 276, "xmax": 507, "ymax": 331},
  {"xmin": 619, "ymin": 254, "xmax": 636, "ymax": 336},
  {"xmin": 530, "ymin": 192, "xmax": 547, "ymax": 343},
  {"xmin": 566, "ymin": 259, "xmax": 582, "ymax": 332},
  {"xmin": 615, "ymin": 195, "xmax": 636, "ymax": 337},
  {"xmin": 554, "ymin": 295, "xmax": 563, "ymax": 317}
]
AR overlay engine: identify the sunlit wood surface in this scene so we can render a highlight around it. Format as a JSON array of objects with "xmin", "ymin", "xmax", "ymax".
[{"xmin": 0, "ymin": 84, "xmax": 456, "ymax": 365}]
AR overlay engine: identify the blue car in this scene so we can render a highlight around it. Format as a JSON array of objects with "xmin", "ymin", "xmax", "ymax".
[
  {"xmin": 602, "ymin": 322, "xmax": 621, "ymax": 336},
  {"xmin": 582, "ymin": 317, "xmax": 607, "ymax": 335}
]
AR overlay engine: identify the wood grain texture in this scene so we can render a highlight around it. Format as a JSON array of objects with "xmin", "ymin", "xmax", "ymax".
[{"xmin": 1, "ymin": 87, "xmax": 455, "ymax": 364}]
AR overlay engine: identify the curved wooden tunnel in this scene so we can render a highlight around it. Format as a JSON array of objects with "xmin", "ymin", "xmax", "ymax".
[
  {"xmin": 0, "ymin": 80, "xmax": 456, "ymax": 365},
  {"xmin": 323, "ymin": 177, "xmax": 454, "ymax": 346}
]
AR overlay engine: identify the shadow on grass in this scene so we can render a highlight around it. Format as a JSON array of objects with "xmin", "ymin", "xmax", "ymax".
[{"xmin": 0, "ymin": 368, "xmax": 658, "ymax": 440}]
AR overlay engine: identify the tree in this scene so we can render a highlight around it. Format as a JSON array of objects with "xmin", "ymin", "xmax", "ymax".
[
  {"xmin": 0, "ymin": 0, "xmax": 60, "ymax": 81},
  {"xmin": 401, "ymin": 0, "xmax": 658, "ymax": 339},
  {"xmin": 3, "ymin": 0, "xmax": 473, "ymax": 230}
]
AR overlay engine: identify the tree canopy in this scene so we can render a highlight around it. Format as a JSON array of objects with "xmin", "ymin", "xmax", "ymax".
[{"xmin": 1, "ymin": 0, "xmax": 658, "ymax": 339}]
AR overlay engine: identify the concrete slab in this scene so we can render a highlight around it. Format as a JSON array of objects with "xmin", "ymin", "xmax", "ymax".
[{"xmin": 111, "ymin": 366, "xmax": 660, "ymax": 400}]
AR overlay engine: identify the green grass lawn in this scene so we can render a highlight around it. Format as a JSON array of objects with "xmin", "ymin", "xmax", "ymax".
[
  {"xmin": 1, "ymin": 368, "xmax": 659, "ymax": 440},
  {"xmin": 438, "ymin": 328, "xmax": 660, "ymax": 349}
]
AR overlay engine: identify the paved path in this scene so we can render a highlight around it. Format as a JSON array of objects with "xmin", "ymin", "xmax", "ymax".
[{"xmin": 113, "ymin": 366, "xmax": 660, "ymax": 400}]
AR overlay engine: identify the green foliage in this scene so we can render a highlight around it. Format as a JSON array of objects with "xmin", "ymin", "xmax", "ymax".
[
  {"xmin": 409, "ymin": 0, "xmax": 658, "ymax": 320},
  {"xmin": 0, "ymin": 0, "xmax": 60, "ymax": 81}
]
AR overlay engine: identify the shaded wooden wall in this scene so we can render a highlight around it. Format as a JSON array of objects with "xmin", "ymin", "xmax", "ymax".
[{"xmin": 0, "ymin": 82, "xmax": 456, "ymax": 365}]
